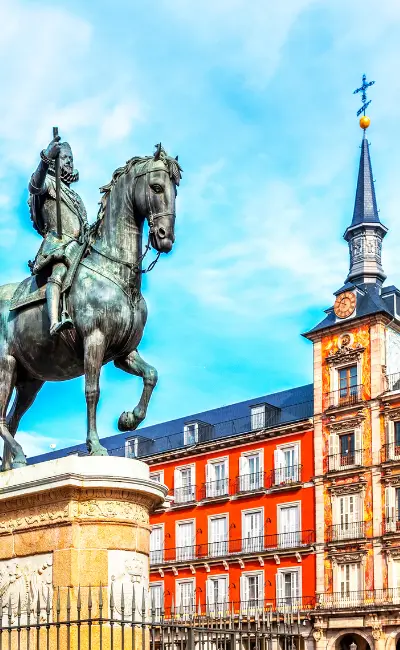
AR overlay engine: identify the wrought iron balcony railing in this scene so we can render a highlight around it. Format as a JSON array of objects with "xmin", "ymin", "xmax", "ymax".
[
  {"xmin": 172, "ymin": 485, "xmax": 197, "ymax": 505},
  {"xmin": 200, "ymin": 478, "xmax": 231, "ymax": 500},
  {"xmin": 386, "ymin": 372, "xmax": 400, "ymax": 392},
  {"xmin": 325, "ymin": 384, "xmax": 363, "ymax": 409},
  {"xmin": 270, "ymin": 464, "xmax": 302, "ymax": 487},
  {"xmin": 328, "ymin": 450, "xmax": 363, "ymax": 471},
  {"xmin": 326, "ymin": 521, "xmax": 366, "ymax": 542},
  {"xmin": 382, "ymin": 516, "xmax": 400, "ymax": 534},
  {"xmin": 382, "ymin": 443, "xmax": 400, "ymax": 463},
  {"xmin": 315, "ymin": 588, "xmax": 400, "ymax": 610},
  {"xmin": 149, "ymin": 530, "xmax": 315, "ymax": 565},
  {"xmin": 236, "ymin": 471, "xmax": 266, "ymax": 493},
  {"xmin": 163, "ymin": 597, "xmax": 316, "ymax": 619}
]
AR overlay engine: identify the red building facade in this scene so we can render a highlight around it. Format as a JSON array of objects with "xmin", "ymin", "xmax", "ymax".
[{"xmin": 146, "ymin": 407, "xmax": 316, "ymax": 617}]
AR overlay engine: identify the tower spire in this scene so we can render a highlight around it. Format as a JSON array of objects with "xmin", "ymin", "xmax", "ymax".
[{"xmin": 343, "ymin": 75, "xmax": 388, "ymax": 286}]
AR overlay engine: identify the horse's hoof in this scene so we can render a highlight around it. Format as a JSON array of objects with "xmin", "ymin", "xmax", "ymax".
[
  {"xmin": 87, "ymin": 442, "xmax": 109, "ymax": 457},
  {"xmin": 118, "ymin": 411, "xmax": 131, "ymax": 432}
]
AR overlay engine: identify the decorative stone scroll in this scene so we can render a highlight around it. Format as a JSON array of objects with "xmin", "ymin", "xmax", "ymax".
[
  {"xmin": 326, "ymin": 344, "xmax": 365, "ymax": 367},
  {"xmin": 384, "ymin": 406, "xmax": 400, "ymax": 422},
  {"xmin": 327, "ymin": 414, "xmax": 365, "ymax": 433},
  {"xmin": 108, "ymin": 551, "xmax": 149, "ymax": 619},
  {"xmin": 329, "ymin": 479, "xmax": 367, "ymax": 496},
  {"xmin": 330, "ymin": 551, "xmax": 366, "ymax": 565},
  {"xmin": 0, "ymin": 554, "xmax": 52, "ymax": 624}
]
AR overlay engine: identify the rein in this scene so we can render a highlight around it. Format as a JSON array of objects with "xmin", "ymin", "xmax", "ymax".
[{"xmin": 90, "ymin": 163, "xmax": 174, "ymax": 276}]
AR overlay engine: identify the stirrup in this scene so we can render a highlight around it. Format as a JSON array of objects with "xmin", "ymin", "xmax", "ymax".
[{"xmin": 50, "ymin": 318, "xmax": 74, "ymax": 336}]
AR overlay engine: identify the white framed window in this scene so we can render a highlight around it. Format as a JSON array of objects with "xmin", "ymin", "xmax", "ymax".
[
  {"xmin": 150, "ymin": 525, "xmax": 164, "ymax": 565},
  {"xmin": 206, "ymin": 575, "xmax": 228, "ymax": 615},
  {"xmin": 206, "ymin": 458, "xmax": 228, "ymax": 497},
  {"xmin": 328, "ymin": 429, "xmax": 362, "ymax": 471},
  {"xmin": 242, "ymin": 508, "xmax": 263, "ymax": 552},
  {"xmin": 240, "ymin": 571, "xmax": 264, "ymax": 612},
  {"xmin": 184, "ymin": 422, "xmax": 198, "ymax": 445},
  {"xmin": 208, "ymin": 515, "xmax": 228, "ymax": 556},
  {"xmin": 125, "ymin": 437, "xmax": 139, "ymax": 458},
  {"xmin": 239, "ymin": 450, "xmax": 264, "ymax": 491},
  {"xmin": 278, "ymin": 503, "xmax": 300, "ymax": 548},
  {"xmin": 176, "ymin": 579, "xmax": 195, "ymax": 617},
  {"xmin": 386, "ymin": 420, "xmax": 400, "ymax": 461},
  {"xmin": 251, "ymin": 405, "xmax": 266, "ymax": 430},
  {"xmin": 174, "ymin": 465, "xmax": 195, "ymax": 504},
  {"xmin": 393, "ymin": 561, "xmax": 400, "ymax": 603},
  {"xmin": 176, "ymin": 520, "xmax": 195, "ymax": 561},
  {"xmin": 274, "ymin": 443, "xmax": 300, "ymax": 485},
  {"xmin": 333, "ymin": 493, "xmax": 362, "ymax": 540},
  {"xmin": 276, "ymin": 568, "xmax": 301, "ymax": 610},
  {"xmin": 149, "ymin": 582, "xmax": 164, "ymax": 619},
  {"xmin": 150, "ymin": 470, "xmax": 164, "ymax": 484},
  {"xmin": 334, "ymin": 563, "xmax": 361, "ymax": 605},
  {"xmin": 385, "ymin": 486, "xmax": 400, "ymax": 532}
]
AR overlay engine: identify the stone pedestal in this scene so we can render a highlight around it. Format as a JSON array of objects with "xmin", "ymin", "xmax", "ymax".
[{"xmin": 0, "ymin": 455, "xmax": 166, "ymax": 646}]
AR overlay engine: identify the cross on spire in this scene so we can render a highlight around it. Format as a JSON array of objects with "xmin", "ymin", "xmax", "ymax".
[{"xmin": 353, "ymin": 74, "xmax": 375, "ymax": 117}]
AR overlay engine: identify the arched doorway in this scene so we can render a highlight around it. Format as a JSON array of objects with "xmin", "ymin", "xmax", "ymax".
[{"xmin": 337, "ymin": 633, "xmax": 371, "ymax": 650}]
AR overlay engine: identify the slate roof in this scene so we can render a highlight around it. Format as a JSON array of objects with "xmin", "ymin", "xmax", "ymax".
[
  {"xmin": 28, "ymin": 383, "xmax": 314, "ymax": 465},
  {"xmin": 348, "ymin": 135, "xmax": 380, "ymax": 228}
]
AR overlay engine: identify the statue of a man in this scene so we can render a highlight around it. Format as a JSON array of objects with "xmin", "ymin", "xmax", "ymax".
[{"xmin": 28, "ymin": 136, "xmax": 89, "ymax": 335}]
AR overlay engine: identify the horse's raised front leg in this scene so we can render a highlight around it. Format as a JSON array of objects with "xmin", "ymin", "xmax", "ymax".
[
  {"xmin": 0, "ymin": 354, "xmax": 26, "ymax": 469},
  {"xmin": 84, "ymin": 331, "xmax": 108, "ymax": 456},
  {"xmin": 115, "ymin": 350, "xmax": 158, "ymax": 432}
]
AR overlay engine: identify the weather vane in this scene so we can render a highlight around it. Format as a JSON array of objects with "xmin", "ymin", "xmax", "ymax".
[{"xmin": 353, "ymin": 74, "xmax": 375, "ymax": 130}]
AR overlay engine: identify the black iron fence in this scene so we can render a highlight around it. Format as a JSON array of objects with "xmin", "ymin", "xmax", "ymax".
[
  {"xmin": 150, "ymin": 530, "xmax": 315, "ymax": 565},
  {"xmin": 382, "ymin": 516, "xmax": 400, "ymax": 534},
  {"xmin": 382, "ymin": 442, "xmax": 400, "ymax": 462},
  {"xmin": 386, "ymin": 372, "xmax": 400, "ymax": 392},
  {"xmin": 315, "ymin": 588, "xmax": 400, "ymax": 610},
  {"xmin": 0, "ymin": 585, "xmax": 312, "ymax": 650},
  {"xmin": 270, "ymin": 465, "xmax": 302, "ymax": 487},
  {"xmin": 200, "ymin": 478, "xmax": 231, "ymax": 500},
  {"xmin": 327, "ymin": 450, "xmax": 363, "ymax": 471}
]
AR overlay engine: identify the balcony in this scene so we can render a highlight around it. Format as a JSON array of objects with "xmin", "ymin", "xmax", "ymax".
[
  {"xmin": 270, "ymin": 464, "xmax": 302, "ymax": 489},
  {"xmin": 236, "ymin": 472, "xmax": 266, "ymax": 494},
  {"xmin": 386, "ymin": 372, "xmax": 400, "ymax": 392},
  {"xmin": 328, "ymin": 450, "xmax": 363, "ymax": 472},
  {"xmin": 325, "ymin": 384, "xmax": 363, "ymax": 409},
  {"xmin": 172, "ymin": 485, "xmax": 197, "ymax": 506},
  {"xmin": 382, "ymin": 517, "xmax": 400, "ymax": 534},
  {"xmin": 163, "ymin": 597, "xmax": 316, "ymax": 619},
  {"xmin": 149, "ymin": 530, "xmax": 315, "ymax": 566},
  {"xmin": 326, "ymin": 521, "xmax": 366, "ymax": 542},
  {"xmin": 382, "ymin": 443, "xmax": 400, "ymax": 463},
  {"xmin": 315, "ymin": 588, "xmax": 400, "ymax": 610},
  {"xmin": 200, "ymin": 478, "xmax": 231, "ymax": 500}
]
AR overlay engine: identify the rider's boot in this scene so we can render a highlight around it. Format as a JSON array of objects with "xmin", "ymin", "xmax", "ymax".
[{"xmin": 47, "ymin": 269, "xmax": 74, "ymax": 336}]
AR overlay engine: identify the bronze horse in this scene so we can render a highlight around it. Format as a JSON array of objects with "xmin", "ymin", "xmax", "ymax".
[{"xmin": 0, "ymin": 147, "xmax": 182, "ymax": 470}]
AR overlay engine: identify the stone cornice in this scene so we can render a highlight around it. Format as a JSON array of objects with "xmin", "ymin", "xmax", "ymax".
[
  {"xmin": 383, "ymin": 406, "xmax": 400, "ymax": 421},
  {"xmin": 327, "ymin": 413, "xmax": 365, "ymax": 432},
  {"xmin": 329, "ymin": 550, "xmax": 367, "ymax": 564},
  {"xmin": 325, "ymin": 344, "xmax": 365, "ymax": 367},
  {"xmin": 329, "ymin": 478, "xmax": 367, "ymax": 496}
]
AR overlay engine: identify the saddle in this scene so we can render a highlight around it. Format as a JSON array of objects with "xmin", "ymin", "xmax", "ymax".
[{"xmin": 9, "ymin": 242, "xmax": 87, "ymax": 312}]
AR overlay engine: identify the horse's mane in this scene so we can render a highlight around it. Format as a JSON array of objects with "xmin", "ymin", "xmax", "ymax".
[{"xmin": 91, "ymin": 149, "xmax": 182, "ymax": 237}]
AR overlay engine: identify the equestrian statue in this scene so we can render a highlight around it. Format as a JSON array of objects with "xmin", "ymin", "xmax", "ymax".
[{"xmin": 0, "ymin": 129, "xmax": 182, "ymax": 470}]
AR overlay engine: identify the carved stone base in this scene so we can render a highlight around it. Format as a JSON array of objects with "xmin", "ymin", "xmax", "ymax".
[{"xmin": 0, "ymin": 456, "xmax": 166, "ymax": 624}]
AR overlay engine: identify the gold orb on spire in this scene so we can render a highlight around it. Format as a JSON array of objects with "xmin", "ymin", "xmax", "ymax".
[{"xmin": 359, "ymin": 115, "xmax": 371, "ymax": 130}]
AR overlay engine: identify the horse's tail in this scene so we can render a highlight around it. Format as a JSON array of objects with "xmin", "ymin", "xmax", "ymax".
[{"xmin": 0, "ymin": 284, "xmax": 18, "ymax": 344}]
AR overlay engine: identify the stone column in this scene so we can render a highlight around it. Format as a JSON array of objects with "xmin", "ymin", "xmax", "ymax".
[{"xmin": 0, "ymin": 455, "xmax": 167, "ymax": 648}]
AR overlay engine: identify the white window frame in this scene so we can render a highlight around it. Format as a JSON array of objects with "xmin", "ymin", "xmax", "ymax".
[
  {"xmin": 240, "ymin": 570, "xmax": 264, "ymax": 613},
  {"xmin": 176, "ymin": 578, "xmax": 195, "ymax": 618},
  {"xmin": 150, "ymin": 470, "xmax": 164, "ymax": 484},
  {"xmin": 174, "ymin": 464, "xmax": 195, "ymax": 504},
  {"xmin": 150, "ymin": 524, "xmax": 164, "ymax": 565},
  {"xmin": 208, "ymin": 513, "xmax": 229, "ymax": 557},
  {"xmin": 242, "ymin": 507, "xmax": 264, "ymax": 553},
  {"xmin": 125, "ymin": 436, "xmax": 139, "ymax": 458},
  {"xmin": 330, "ymin": 361, "xmax": 361, "ymax": 405},
  {"xmin": 328, "ymin": 427, "xmax": 362, "ymax": 471},
  {"xmin": 277, "ymin": 501, "xmax": 301, "ymax": 548},
  {"xmin": 239, "ymin": 449, "xmax": 264, "ymax": 491},
  {"xmin": 184, "ymin": 422, "xmax": 199, "ymax": 446},
  {"xmin": 206, "ymin": 574, "xmax": 228, "ymax": 616},
  {"xmin": 276, "ymin": 567, "xmax": 301, "ymax": 611},
  {"xmin": 333, "ymin": 562, "xmax": 362, "ymax": 605},
  {"xmin": 175, "ymin": 518, "xmax": 195, "ymax": 561},
  {"xmin": 149, "ymin": 582, "xmax": 164, "ymax": 619},
  {"xmin": 386, "ymin": 419, "xmax": 400, "ymax": 461},
  {"xmin": 274, "ymin": 442, "xmax": 300, "ymax": 485},
  {"xmin": 205, "ymin": 457, "xmax": 229, "ymax": 497},
  {"xmin": 332, "ymin": 492, "xmax": 363, "ymax": 540},
  {"xmin": 251, "ymin": 405, "xmax": 266, "ymax": 431}
]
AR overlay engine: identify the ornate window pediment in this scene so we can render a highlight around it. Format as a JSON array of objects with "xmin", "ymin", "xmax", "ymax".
[
  {"xmin": 326, "ymin": 344, "xmax": 365, "ymax": 367},
  {"xmin": 330, "ymin": 551, "xmax": 366, "ymax": 565},
  {"xmin": 327, "ymin": 414, "xmax": 365, "ymax": 433},
  {"xmin": 329, "ymin": 479, "xmax": 367, "ymax": 496},
  {"xmin": 384, "ymin": 406, "xmax": 400, "ymax": 422}
]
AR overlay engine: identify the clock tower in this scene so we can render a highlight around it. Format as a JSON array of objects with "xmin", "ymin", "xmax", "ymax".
[{"xmin": 304, "ymin": 78, "xmax": 400, "ymax": 647}]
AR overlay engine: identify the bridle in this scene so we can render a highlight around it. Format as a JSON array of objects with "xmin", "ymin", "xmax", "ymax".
[{"xmin": 91, "ymin": 160, "xmax": 175, "ymax": 275}]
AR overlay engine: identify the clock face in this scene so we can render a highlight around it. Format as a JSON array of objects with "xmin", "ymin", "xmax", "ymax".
[{"xmin": 334, "ymin": 291, "xmax": 356, "ymax": 319}]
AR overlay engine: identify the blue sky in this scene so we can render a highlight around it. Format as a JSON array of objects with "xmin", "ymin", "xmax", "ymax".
[{"xmin": 1, "ymin": 0, "xmax": 400, "ymax": 458}]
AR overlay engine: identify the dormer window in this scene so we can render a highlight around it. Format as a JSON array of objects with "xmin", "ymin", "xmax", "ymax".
[
  {"xmin": 251, "ymin": 405, "xmax": 265, "ymax": 430},
  {"xmin": 125, "ymin": 437, "xmax": 138, "ymax": 458},
  {"xmin": 184, "ymin": 422, "xmax": 198, "ymax": 446}
]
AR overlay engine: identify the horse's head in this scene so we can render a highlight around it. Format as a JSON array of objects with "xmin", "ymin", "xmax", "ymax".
[{"xmin": 134, "ymin": 144, "xmax": 182, "ymax": 253}]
